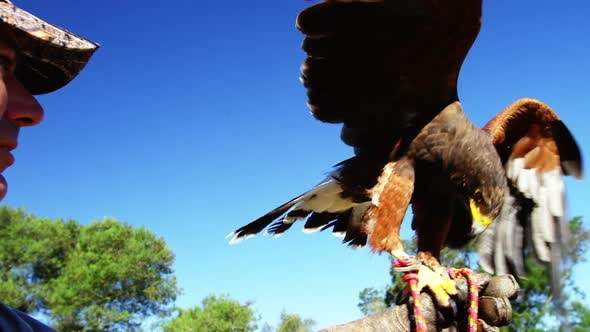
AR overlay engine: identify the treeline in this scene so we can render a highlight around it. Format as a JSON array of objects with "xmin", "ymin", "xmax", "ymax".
[
  {"xmin": 0, "ymin": 206, "xmax": 178, "ymax": 331},
  {"xmin": 0, "ymin": 206, "xmax": 316, "ymax": 332},
  {"xmin": 161, "ymin": 294, "xmax": 315, "ymax": 332},
  {"xmin": 3, "ymin": 205, "xmax": 589, "ymax": 331}
]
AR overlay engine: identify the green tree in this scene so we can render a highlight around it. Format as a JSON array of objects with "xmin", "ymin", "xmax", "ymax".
[
  {"xmin": 0, "ymin": 206, "xmax": 80, "ymax": 314},
  {"xmin": 0, "ymin": 205, "xmax": 179, "ymax": 331},
  {"xmin": 162, "ymin": 294, "xmax": 258, "ymax": 332},
  {"xmin": 507, "ymin": 217, "xmax": 590, "ymax": 332},
  {"xmin": 358, "ymin": 288, "xmax": 387, "ymax": 316},
  {"xmin": 275, "ymin": 310, "xmax": 316, "ymax": 332},
  {"xmin": 358, "ymin": 217, "xmax": 590, "ymax": 331}
]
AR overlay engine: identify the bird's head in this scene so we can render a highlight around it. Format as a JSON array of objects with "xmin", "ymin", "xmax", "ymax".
[
  {"xmin": 453, "ymin": 128, "xmax": 508, "ymax": 237},
  {"xmin": 468, "ymin": 184, "xmax": 504, "ymax": 236},
  {"xmin": 462, "ymin": 144, "xmax": 507, "ymax": 237},
  {"xmin": 445, "ymin": 174, "xmax": 506, "ymax": 249}
]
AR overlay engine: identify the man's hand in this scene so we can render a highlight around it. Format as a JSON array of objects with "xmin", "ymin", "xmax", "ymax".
[
  {"xmin": 452, "ymin": 273, "xmax": 518, "ymax": 331},
  {"xmin": 320, "ymin": 273, "xmax": 519, "ymax": 332}
]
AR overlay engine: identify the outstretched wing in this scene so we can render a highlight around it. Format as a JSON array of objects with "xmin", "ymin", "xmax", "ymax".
[
  {"xmin": 297, "ymin": 0, "xmax": 482, "ymax": 158},
  {"xmin": 229, "ymin": 1, "xmax": 484, "ymax": 246},
  {"xmin": 478, "ymin": 98, "xmax": 583, "ymax": 296},
  {"xmin": 226, "ymin": 159, "xmax": 379, "ymax": 247}
]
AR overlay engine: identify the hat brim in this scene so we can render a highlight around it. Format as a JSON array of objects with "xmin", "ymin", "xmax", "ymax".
[{"xmin": 0, "ymin": 2, "xmax": 98, "ymax": 95}]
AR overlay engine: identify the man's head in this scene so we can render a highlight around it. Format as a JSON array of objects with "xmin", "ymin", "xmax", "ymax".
[{"xmin": 0, "ymin": 1, "xmax": 97, "ymax": 200}]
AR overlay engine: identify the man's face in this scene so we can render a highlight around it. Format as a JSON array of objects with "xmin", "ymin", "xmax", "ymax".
[{"xmin": 0, "ymin": 37, "xmax": 44, "ymax": 200}]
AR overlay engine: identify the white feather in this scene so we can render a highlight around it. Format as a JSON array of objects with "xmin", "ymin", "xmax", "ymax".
[
  {"xmin": 302, "ymin": 227, "xmax": 322, "ymax": 234},
  {"xmin": 494, "ymin": 218, "xmax": 508, "ymax": 275},
  {"xmin": 512, "ymin": 222, "xmax": 526, "ymax": 276},
  {"xmin": 517, "ymin": 168, "xmax": 535, "ymax": 199},
  {"xmin": 531, "ymin": 194, "xmax": 551, "ymax": 262},
  {"xmin": 539, "ymin": 187, "xmax": 556, "ymax": 243},
  {"xmin": 478, "ymin": 221, "xmax": 496, "ymax": 273},
  {"xmin": 229, "ymin": 235, "xmax": 244, "ymax": 245},
  {"xmin": 529, "ymin": 171, "xmax": 541, "ymax": 201},
  {"xmin": 543, "ymin": 169, "xmax": 565, "ymax": 217},
  {"xmin": 486, "ymin": 144, "xmax": 571, "ymax": 282},
  {"xmin": 507, "ymin": 158, "xmax": 525, "ymax": 181},
  {"xmin": 227, "ymin": 232, "xmax": 256, "ymax": 244}
]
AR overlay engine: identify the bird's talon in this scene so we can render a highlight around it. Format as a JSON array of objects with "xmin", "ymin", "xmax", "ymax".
[{"xmin": 415, "ymin": 265, "xmax": 458, "ymax": 307}]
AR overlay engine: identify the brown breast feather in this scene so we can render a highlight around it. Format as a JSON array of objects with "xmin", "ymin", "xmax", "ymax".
[{"xmin": 365, "ymin": 158, "xmax": 414, "ymax": 253}]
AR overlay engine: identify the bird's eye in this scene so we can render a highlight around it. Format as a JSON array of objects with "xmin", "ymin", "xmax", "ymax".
[{"xmin": 474, "ymin": 190, "xmax": 484, "ymax": 204}]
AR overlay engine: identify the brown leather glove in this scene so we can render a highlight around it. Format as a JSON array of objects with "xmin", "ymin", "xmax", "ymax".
[
  {"xmin": 320, "ymin": 273, "xmax": 520, "ymax": 332},
  {"xmin": 447, "ymin": 273, "xmax": 519, "ymax": 332}
]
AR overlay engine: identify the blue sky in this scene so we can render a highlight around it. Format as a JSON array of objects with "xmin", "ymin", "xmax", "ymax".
[{"xmin": 3, "ymin": 0, "xmax": 589, "ymax": 330}]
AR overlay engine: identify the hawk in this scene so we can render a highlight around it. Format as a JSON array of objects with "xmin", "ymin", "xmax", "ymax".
[{"xmin": 227, "ymin": 0, "xmax": 582, "ymax": 306}]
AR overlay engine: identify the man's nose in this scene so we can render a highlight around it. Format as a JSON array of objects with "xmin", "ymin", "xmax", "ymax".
[{"xmin": 4, "ymin": 75, "xmax": 44, "ymax": 127}]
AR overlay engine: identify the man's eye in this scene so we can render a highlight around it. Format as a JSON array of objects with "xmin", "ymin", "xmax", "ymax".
[{"xmin": 0, "ymin": 56, "xmax": 15, "ymax": 74}]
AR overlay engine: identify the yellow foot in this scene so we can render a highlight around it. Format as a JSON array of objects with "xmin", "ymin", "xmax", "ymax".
[
  {"xmin": 391, "ymin": 249, "xmax": 410, "ymax": 261},
  {"xmin": 415, "ymin": 265, "xmax": 458, "ymax": 307}
]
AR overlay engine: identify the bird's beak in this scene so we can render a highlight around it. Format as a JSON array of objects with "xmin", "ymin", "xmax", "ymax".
[{"xmin": 470, "ymin": 198, "xmax": 493, "ymax": 235}]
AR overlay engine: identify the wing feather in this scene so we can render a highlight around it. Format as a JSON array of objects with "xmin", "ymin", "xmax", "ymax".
[
  {"xmin": 480, "ymin": 98, "xmax": 582, "ymax": 297},
  {"xmin": 228, "ymin": 159, "xmax": 373, "ymax": 246},
  {"xmin": 478, "ymin": 219, "xmax": 496, "ymax": 273},
  {"xmin": 297, "ymin": 0, "xmax": 482, "ymax": 158},
  {"xmin": 303, "ymin": 212, "xmax": 339, "ymax": 233}
]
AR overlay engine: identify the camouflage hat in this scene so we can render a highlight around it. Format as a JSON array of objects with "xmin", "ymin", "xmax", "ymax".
[{"xmin": 0, "ymin": 0, "xmax": 98, "ymax": 95}]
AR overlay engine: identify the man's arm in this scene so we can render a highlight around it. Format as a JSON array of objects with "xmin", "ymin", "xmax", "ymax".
[{"xmin": 322, "ymin": 274, "xmax": 518, "ymax": 332}]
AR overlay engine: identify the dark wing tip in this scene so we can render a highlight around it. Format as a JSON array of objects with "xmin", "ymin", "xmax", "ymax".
[
  {"xmin": 552, "ymin": 120, "xmax": 583, "ymax": 179},
  {"xmin": 226, "ymin": 196, "xmax": 305, "ymax": 244},
  {"xmin": 226, "ymin": 227, "xmax": 255, "ymax": 245},
  {"xmin": 343, "ymin": 233, "xmax": 367, "ymax": 248}
]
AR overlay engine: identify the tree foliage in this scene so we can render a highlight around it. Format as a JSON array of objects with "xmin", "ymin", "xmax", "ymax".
[
  {"xmin": 358, "ymin": 288, "xmax": 387, "ymax": 316},
  {"xmin": 162, "ymin": 294, "xmax": 258, "ymax": 332},
  {"xmin": 0, "ymin": 205, "xmax": 179, "ymax": 331},
  {"xmin": 162, "ymin": 296, "xmax": 318, "ymax": 332},
  {"xmin": 358, "ymin": 217, "xmax": 590, "ymax": 331},
  {"xmin": 275, "ymin": 310, "xmax": 316, "ymax": 332},
  {"xmin": 0, "ymin": 206, "xmax": 80, "ymax": 314},
  {"xmin": 508, "ymin": 217, "xmax": 590, "ymax": 332}
]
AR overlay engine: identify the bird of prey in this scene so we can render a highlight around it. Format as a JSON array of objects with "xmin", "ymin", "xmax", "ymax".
[{"xmin": 227, "ymin": 0, "xmax": 582, "ymax": 306}]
